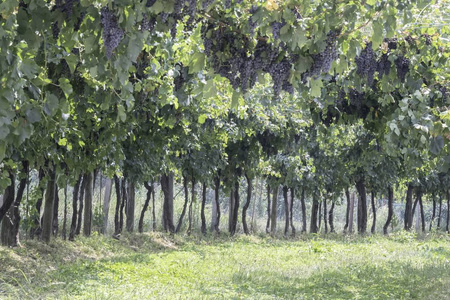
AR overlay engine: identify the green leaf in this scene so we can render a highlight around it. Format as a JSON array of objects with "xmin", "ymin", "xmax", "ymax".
[
  {"xmin": 59, "ymin": 78, "xmax": 73, "ymax": 98},
  {"xmin": 25, "ymin": 108, "xmax": 41, "ymax": 123},
  {"xmin": 0, "ymin": 141, "xmax": 5, "ymax": 162},
  {"xmin": 117, "ymin": 105, "xmax": 127, "ymax": 122},
  {"xmin": 372, "ymin": 21, "xmax": 383, "ymax": 49},
  {"xmin": 430, "ymin": 136, "xmax": 444, "ymax": 155},
  {"xmin": 44, "ymin": 93, "xmax": 59, "ymax": 116},
  {"xmin": 189, "ymin": 52, "xmax": 205, "ymax": 74},
  {"xmin": 231, "ymin": 90, "xmax": 240, "ymax": 109},
  {"xmin": 58, "ymin": 138, "xmax": 67, "ymax": 146},
  {"xmin": 198, "ymin": 114, "xmax": 207, "ymax": 124},
  {"xmin": 310, "ymin": 79, "xmax": 323, "ymax": 98},
  {"xmin": 64, "ymin": 54, "xmax": 78, "ymax": 74},
  {"xmin": 0, "ymin": 126, "xmax": 9, "ymax": 139},
  {"xmin": 291, "ymin": 27, "xmax": 307, "ymax": 51}
]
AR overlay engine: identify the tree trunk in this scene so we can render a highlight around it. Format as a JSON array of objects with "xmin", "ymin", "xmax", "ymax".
[
  {"xmin": 69, "ymin": 175, "xmax": 82, "ymax": 241},
  {"xmin": 187, "ymin": 178, "xmax": 195, "ymax": 235},
  {"xmin": 0, "ymin": 171, "xmax": 16, "ymax": 246},
  {"xmin": 139, "ymin": 182, "xmax": 153, "ymax": 233},
  {"xmin": 52, "ymin": 185, "xmax": 59, "ymax": 237},
  {"xmin": 265, "ymin": 184, "xmax": 271, "ymax": 234},
  {"xmin": 383, "ymin": 185, "xmax": 394, "ymax": 235},
  {"xmin": 270, "ymin": 185, "xmax": 279, "ymax": 236},
  {"xmin": 75, "ymin": 173, "xmax": 87, "ymax": 236},
  {"xmin": 300, "ymin": 188, "xmax": 306, "ymax": 233},
  {"xmin": 160, "ymin": 173, "xmax": 175, "ymax": 233},
  {"xmin": 213, "ymin": 177, "xmax": 220, "ymax": 233},
  {"xmin": 2, "ymin": 162, "xmax": 28, "ymax": 247},
  {"xmin": 230, "ymin": 180, "xmax": 240, "ymax": 236},
  {"xmin": 429, "ymin": 193, "xmax": 436, "ymax": 231},
  {"xmin": 30, "ymin": 168, "xmax": 45, "ymax": 239},
  {"xmin": 290, "ymin": 188, "xmax": 296, "ymax": 236},
  {"xmin": 126, "ymin": 181, "xmax": 135, "ymax": 232},
  {"xmin": 404, "ymin": 184, "xmax": 414, "ymax": 231},
  {"xmin": 412, "ymin": 195, "xmax": 419, "ymax": 226},
  {"xmin": 344, "ymin": 188, "xmax": 350, "ymax": 233},
  {"xmin": 349, "ymin": 192, "xmax": 355, "ymax": 234},
  {"xmin": 446, "ymin": 190, "xmax": 449, "ymax": 233},
  {"xmin": 437, "ymin": 194, "xmax": 442, "ymax": 228},
  {"xmin": 211, "ymin": 186, "xmax": 217, "ymax": 232},
  {"xmin": 323, "ymin": 197, "xmax": 328, "ymax": 234},
  {"xmin": 310, "ymin": 192, "xmax": 319, "ymax": 233},
  {"xmin": 250, "ymin": 178, "xmax": 260, "ymax": 233},
  {"xmin": 418, "ymin": 190, "xmax": 425, "ymax": 233},
  {"xmin": 102, "ymin": 178, "xmax": 112, "ymax": 234},
  {"xmin": 318, "ymin": 201, "xmax": 322, "ymax": 231},
  {"xmin": 242, "ymin": 174, "xmax": 252, "ymax": 235},
  {"xmin": 201, "ymin": 182, "xmax": 207, "ymax": 235},
  {"xmin": 283, "ymin": 186, "xmax": 289, "ymax": 236},
  {"xmin": 151, "ymin": 186, "xmax": 156, "ymax": 231},
  {"xmin": 113, "ymin": 175, "xmax": 122, "ymax": 236},
  {"xmin": 370, "ymin": 191, "xmax": 376, "ymax": 234},
  {"xmin": 355, "ymin": 178, "xmax": 368, "ymax": 234},
  {"xmin": 329, "ymin": 201, "xmax": 335, "ymax": 233},
  {"xmin": 119, "ymin": 178, "xmax": 127, "ymax": 234},
  {"xmin": 176, "ymin": 176, "xmax": 189, "ymax": 233},
  {"xmin": 83, "ymin": 171, "xmax": 94, "ymax": 236},
  {"xmin": 0, "ymin": 171, "xmax": 15, "ymax": 223},
  {"xmin": 41, "ymin": 168, "xmax": 56, "ymax": 243},
  {"xmin": 62, "ymin": 184, "xmax": 68, "ymax": 240}
]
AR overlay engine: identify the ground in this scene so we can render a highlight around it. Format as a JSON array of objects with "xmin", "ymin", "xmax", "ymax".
[{"xmin": 0, "ymin": 232, "xmax": 449, "ymax": 299}]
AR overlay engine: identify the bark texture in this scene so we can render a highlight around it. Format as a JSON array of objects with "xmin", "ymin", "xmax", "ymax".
[
  {"xmin": 160, "ymin": 173, "xmax": 175, "ymax": 233},
  {"xmin": 41, "ymin": 168, "xmax": 56, "ymax": 243},
  {"xmin": 242, "ymin": 175, "xmax": 252, "ymax": 235},
  {"xmin": 383, "ymin": 186, "xmax": 394, "ymax": 235}
]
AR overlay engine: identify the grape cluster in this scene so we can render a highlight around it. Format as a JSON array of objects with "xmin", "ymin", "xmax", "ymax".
[
  {"xmin": 355, "ymin": 42, "xmax": 377, "ymax": 85},
  {"xmin": 55, "ymin": 0, "xmax": 78, "ymax": 20},
  {"xmin": 376, "ymin": 53, "xmax": 391, "ymax": 78},
  {"xmin": 439, "ymin": 86, "xmax": 448, "ymax": 103},
  {"xmin": 303, "ymin": 30, "xmax": 338, "ymax": 80},
  {"xmin": 271, "ymin": 20, "xmax": 286, "ymax": 41},
  {"xmin": 141, "ymin": 14, "xmax": 156, "ymax": 31},
  {"xmin": 349, "ymin": 89, "xmax": 364, "ymax": 110},
  {"xmin": 52, "ymin": 22, "xmax": 60, "ymax": 39},
  {"xmin": 394, "ymin": 56, "xmax": 409, "ymax": 82},
  {"xmin": 422, "ymin": 34, "xmax": 432, "ymax": 45},
  {"xmin": 173, "ymin": 0, "xmax": 183, "ymax": 14},
  {"xmin": 101, "ymin": 7, "xmax": 124, "ymax": 59},
  {"xmin": 384, "ymin": 38, "xmax": 397, "ymax": 50},
  {"xmin": 225, "ymin": 0, "xmax": 232, "ymax": 9},
  {"xmin": 202, "ymin": 24, "xmax": 296, "ymax": 97},
  {"xmin": 405, "ymin": 35, "xmax": 415, "ymax": 44},
  {"xmin": 74, "ymin": 11, "xmax": 85, "ymax": 31},
  {"xmin": 146, "ymin": 0, "xmax": 156, "ymax": 7},
  {"xmin": 335, "ymin": 89, "xmax": 370, "ymax": 119}
]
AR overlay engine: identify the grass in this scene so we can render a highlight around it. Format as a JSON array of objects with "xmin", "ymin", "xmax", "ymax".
[{"xmin": 0, "ymin": 231, "xmax": 449, "ymax": 299}]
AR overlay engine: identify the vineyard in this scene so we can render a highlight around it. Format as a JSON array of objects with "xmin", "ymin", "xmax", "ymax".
[{"xmin": 0, "ymin": 0, "xmax": 450, "ymax": 298}]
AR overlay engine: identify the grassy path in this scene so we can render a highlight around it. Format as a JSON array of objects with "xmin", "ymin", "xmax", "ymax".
[{"xmin": 1, "ymin": 232, "xmax": 449, "ymax": 299}]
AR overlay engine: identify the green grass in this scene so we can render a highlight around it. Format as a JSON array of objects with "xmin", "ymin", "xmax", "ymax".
[{"xmin": 1, "ymin": 231, "xmax": 449, "ymax": 299}]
